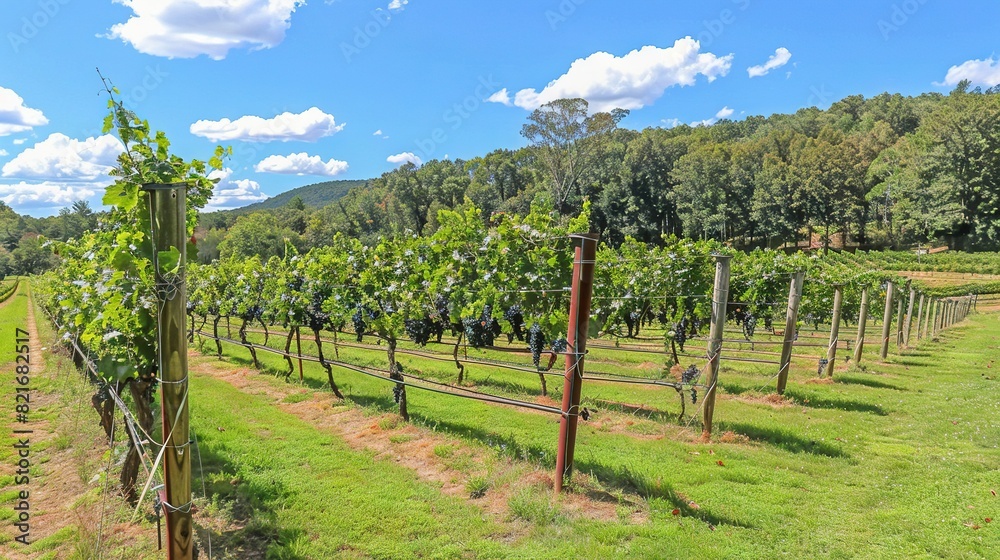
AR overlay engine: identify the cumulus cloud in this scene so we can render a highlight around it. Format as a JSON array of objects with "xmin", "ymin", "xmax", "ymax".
[
  {"xmin": 0, "ymin": 150, "xmax": 7, "ymax": 157},
  {"xmin": 204, "ymin": 167, "xmax": 268, "ymax": 211},
  {"xmin": 748, "ymin": 47, "xmax": 792, "ymax": 78},
  {"xmin": 12, "ymin": 139, "xmax": 26, "ymax": 145},
  {"xmin": 937, "ymin": 57, "xmax": 1000, "ymax": 87},
  {"xmin": 690, "ymin": 106, "xmax": 735, "ymax": 127},
  {"xmin": 485, "ymin": 88, "xmax": 512, "ymax": 106},
  {"xmin": 190, "ymin": 107, "xmax": 345, "ymax": 142},
  {"xmin": 2, "ymin": 133, "xmax": 123, "ymax": 182},
  {"xmin": 0, "ymin": 182, "xmax": 98, "ymax": 211},
  {"xmin": 0, "ymin": 133, "xmax": 125, "ymax": 214},
  {"xmin": 509, "ymin": 38, "xmax": 732, "ymax": 112},
  {"xmin": 388, "ymin": 0, "xmax": 408, "ymax": 11},
  {"xmin": 255, "ymin": 152, "xmax": 349, "ymax": 176},
  {"xmin": 0, "ymin": 87, "xmax": 48, "ymax": 136},
  {"xmin": 386, "ymin": 151, "xmax": 422, "ymax": 166},
  {"xmin": 661, "ymin": 118, "xmax": 682, "ymax": 129},
  {"xmin": 106, "ymin": 0, "xmax": 304, "ymax": 60}
]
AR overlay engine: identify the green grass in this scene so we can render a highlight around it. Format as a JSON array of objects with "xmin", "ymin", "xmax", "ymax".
[{"xmin": 187, "ymin": 311, "xmax": 1000, "ymax": 558}]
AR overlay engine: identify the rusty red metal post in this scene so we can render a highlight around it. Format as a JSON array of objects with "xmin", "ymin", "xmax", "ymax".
[{"xmin": 554, "ymin": 233, "xmax": 598, "ymax": 493}]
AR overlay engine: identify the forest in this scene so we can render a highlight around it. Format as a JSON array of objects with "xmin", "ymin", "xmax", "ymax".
[
  {"xmin": 197, "ymin": 81, "xmax": 1000, "ymax": 260},
  {"xmin": 3, "ymin": 82, "xmax": 1000, "ymax": 275}
]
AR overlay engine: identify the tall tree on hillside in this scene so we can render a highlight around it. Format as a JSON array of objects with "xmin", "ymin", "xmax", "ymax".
[
  {"xmin": 597, "ymin": 128, "xmax": 689, "ymax": 244},
  {"xmin": 670, "ymin": 144, "xmax": 731, "ymax": 240},
  {"xmin": 521, "ymin": 98, "xmax": 628, "ymax": 214},
  {"xmin": 922, "ymin": 84, "xmax": 1000, "ymax": 248}
]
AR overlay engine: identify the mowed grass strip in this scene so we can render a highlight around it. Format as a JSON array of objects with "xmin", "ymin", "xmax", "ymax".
[{"xmin": 191, "ymin": 314, "xmax": 1000, "ymax": 558}]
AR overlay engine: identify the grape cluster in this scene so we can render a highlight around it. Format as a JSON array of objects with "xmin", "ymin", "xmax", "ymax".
[
  {"xmin": 434, "ymin": 296, "xmax": 450, "ymax": 324},
  {"xmin": 690, "ymin": 388, "xmax": 698, "ymax": 404},
  {"xmin": 404, "ymin": 318, "xmax": 436, "ymax": 346},
  {"xmin": 673, "ymin": 318, "xmax": 688, "ymax": 351},
  {"xmin": 392, "ymin": 383, "xmax": 405, "ymax": 404},
  {"xmin": 527, "ymin": 322, "xmax": 546, "ymax": 367},
  {"xmin": 352, "ymin": 305, "xmax": 374, "ymax": 342},
  {"xmin": 816, "ymin": 358, "xmax": 829, "ymax": 377},
  {"xmin": 463, "ymin": 305, "xmax": 502, "ymax": 348},
  {"xmin": 763, "ymin": 315, "xmax": 773, "ymax": 332},
  {"xmin": 681, "ymin": 364, "xmax": 700, "ymax": 384},
  {"xmin": 504, "ymin": 305, "xmax": 525, "ymax": 341},
  {"xmin": 551, "ymin": 337, "xmax": 568, "ymax": 354},
  {"xmin": 742, "ymin": 313, "xmax": 757, "ymax": 340},
  {"xmin": 624, "ymin": 310, "xmax": 641, "ymax": 337}
]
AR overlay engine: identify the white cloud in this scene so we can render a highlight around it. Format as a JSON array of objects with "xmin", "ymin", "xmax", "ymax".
[
  {"xmin": 661, "ymin": 118, "xmax": 682, "ymax": 129},
  {"xmin": 0, "ymin": 150, "xmax": 7, "ymax": 157},
  {"xmin": 0, "ymin": 133, "xmax": 124, "ymax": 214},
  {"xmin": 690, "ymin": 106, "xmax": 735, "ymax": 127},
  {"xmin": 107, "ymin": 0, "xmax": 304, "ymax": 60},
  {"xmin": 204, "ymin": 167, "xmax": 268, "ymax": 211},
  {"xmin": 0, "ymin": 182, "xmax": 98, "ymax": 211},
  {"xmin": 510, "ymin": 38, "xmax": 732, "ymax": 112},
  {"xmin": 0, "ymin": 87, "xmax": 48, "ymax": 136},
  {"xmin": 373, "ymin": 129, "xmax": 383, "ymax": 136},
  {"xmin": 12, "ymin": 138, "xmax": 26, "ymax": 145},
  {"xmin": 1, "ymin": 133, "xmax": 123, "ymax": 182},
  {"xmin": 486, "ymin": 88, "xmax": 512, "ymax": 106},
  {"xmin": 937, "ymin": 57, "xmax": 1000, "ymax": 87},
  {"xmin": 388, "ymin": 0, "xmax": 408, "ymax": 11},
  {"xmin": 387, "ymin": 151, "xmax": 422, "ymax": 166},
  {"xmin": 748, "ymin": 47, "xmax": 792, "ymax": 78},
  {"xmin": 190, "ymin": 107, "xmax": 345, "ymax": 142},
  {"xmin": 255, "ymin": 152, "xmax": 349, "ymax": 176}
]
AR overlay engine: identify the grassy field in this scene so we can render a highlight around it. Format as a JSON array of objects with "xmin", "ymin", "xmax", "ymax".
[
  {"xmin": 5, "ymin": 278, "xmax": 999, "ymax": 558},
  {"xmin": 183, "ymin": 308, "xmax": 1000, "ymax": 558},
  {"xmin": 0, "ymin": 283, "xmax": 159, "ymax": 559}
]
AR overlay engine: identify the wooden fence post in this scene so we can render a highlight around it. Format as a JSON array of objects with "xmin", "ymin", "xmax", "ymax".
[
  {"xmin": 145, "ymin": 183, "xmax": 193, "ymax": 560},
  {"xmin": 880, "ymin": 281, "xmax": 894, "ymax": 360},
  {"xmin": 931, "ymin": 299, "xmax": 941, "ymax": 337},
  {"xmin": 701, "ymin": 254, "xmax": 732, "ymax": 439},
  {"xmin": 903, "ymin": 287, "xmax": 916, "ymax": 348},
  {"xmin": 776, "ymin": 271, "xmax": 805, "ymax": 395},
  {"xmin": 554, "ymin": 233, "xmax": 598, "ymax": 493},
  {"xmin": 853, "ymin": 286, "xmax": 869, "ymax": 364},
  {"xmin": 914, "ymin": 294, "xmax": 925, "ymax": 343},
  {"xmin": 825, "ymin": 284, "xmax": 843, "ymax": 378},
  {"xmin": 895, "ymin": 282, "xmax": 908, "ymax": 350}
]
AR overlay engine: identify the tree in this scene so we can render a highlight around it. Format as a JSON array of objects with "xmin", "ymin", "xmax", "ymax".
[
  {"xmin": 521, "ymin": 98, "xmax": 628, "ymax": 214},
  {"xmin": 670, "ymin": 144, "xmax": 731, "ymax": 240},
  {"xmin": 921, "ymin": 87, "xmax": 1000, "ymax": 248},
  {"xmin": 218, "ymin": 212, "xmax": 301, "ymax": 259},
  {"xmin": 12, "ymin": 234, "xmax": 56, "ymax": 275}
]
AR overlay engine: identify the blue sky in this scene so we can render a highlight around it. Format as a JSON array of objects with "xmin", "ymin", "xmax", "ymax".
[{"xmin": 1, "ymin": 0, "xmax": 999, "ymax": 216}]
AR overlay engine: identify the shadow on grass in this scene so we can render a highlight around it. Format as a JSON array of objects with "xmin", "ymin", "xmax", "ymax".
[
  {"xmin": 783, "ymin": 388, "xmax": 888, "ymax": 416},
  {"xmin": 716, "ymin": 422, "xmax": 849, "ymax": 458},
  {"xmin": 190, "ymin": 431, "xmax": 307, "ymax": 559},
  {"xmin": 574, "ymin": 458, "xmax": 755, "ymax": 529},
  {"xmin": 835, "ymin": 375, "xmax": 905, "ymax": 391},
  {"xmin": 584, "ymin": 398, "xmax": 679, "ymax": 424},
  {"xmin": 463, "ymin": 374, "xmax": 542, "ymax": 398},
  {"xmin": 408, "ymin": 415, "xmax": 555, "ymax": 467}
]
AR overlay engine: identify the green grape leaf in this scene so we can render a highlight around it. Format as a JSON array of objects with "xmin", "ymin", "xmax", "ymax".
[{"xmin": 158, "ymin": 246, "xmax": 182, "ymax": 275}]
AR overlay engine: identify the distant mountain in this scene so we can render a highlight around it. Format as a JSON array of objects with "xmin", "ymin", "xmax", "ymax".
[{"xmin": 211, "ymin": 178, "xmax": 369, "ymax": 216}]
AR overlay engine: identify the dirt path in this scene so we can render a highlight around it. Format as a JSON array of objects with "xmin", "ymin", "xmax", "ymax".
[
  {"xmin": 0, "ymin": 284, "xmax": 151, "ymax": 559},
  {"xmin": 189, "ymin": 352, "xmax": 646, "ymax": 527}
]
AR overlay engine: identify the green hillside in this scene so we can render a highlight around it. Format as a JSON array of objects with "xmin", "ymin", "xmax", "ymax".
[{"xmin": 211, "ymin": 178, "xmax": 369, "ymax": 216}]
